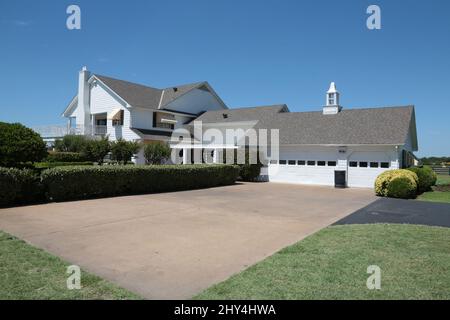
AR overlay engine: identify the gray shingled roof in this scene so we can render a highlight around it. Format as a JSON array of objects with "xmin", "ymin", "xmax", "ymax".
[
  {"xmin": 94, "ymin": 74, "xmax": 205, "ymax": 110},
  {"xmin": 194, "ymin": 105, "xmax": 415, "ymax": 146},
  {"xmin": 95, "ymin": 74, "xmax": 162, "ymax": 108},
  {"xmin": 193, "ymin": 104, "xmax": 290, "ymax": 123}
]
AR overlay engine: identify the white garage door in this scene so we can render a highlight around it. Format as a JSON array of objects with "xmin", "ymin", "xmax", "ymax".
[
  {"xmin": 347, "ymin": 152, "xmax": 392, "ymax": 188},
  {"xmin": 268, "ymin": 152, "xmax": 338, "ymax": 186}
]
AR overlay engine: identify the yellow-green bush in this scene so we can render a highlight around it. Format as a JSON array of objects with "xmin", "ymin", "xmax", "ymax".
[{"xmin": 375, "ymin": 169, "xmax": 418, "ymax": 199}]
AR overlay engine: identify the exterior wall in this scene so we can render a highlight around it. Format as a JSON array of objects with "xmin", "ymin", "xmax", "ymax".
[
  {"xmin": 268, "ymin": 145, "xmax": 399, "ymax": 188},
  {"xmin": 163, "ymin": 88, "xmax": 225, "ymax": 114},
  {"xmin": 90, "ymin": 82, "xmax": 141, "ymax": 141}
]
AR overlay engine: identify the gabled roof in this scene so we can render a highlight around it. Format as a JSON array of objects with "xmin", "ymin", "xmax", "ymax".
[
  {"xmin": 160, "ymin": 82, "xmax": 204, "ymax": 107},
  {"xmin": 92, "ymin": 75, "xmax": 226, "ymax": 111},
  {"xmin": 94, "ymin": 74, "xmax": 162, "ymax": 108},
  {"xmin": 195, "ymin": 105, "xmax": 417, "ymax": 148}
]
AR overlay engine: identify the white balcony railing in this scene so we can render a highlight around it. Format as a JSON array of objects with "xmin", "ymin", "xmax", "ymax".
[{"xmin": 33, "ymin": 124, "xmax": 108, "ymax": 138}]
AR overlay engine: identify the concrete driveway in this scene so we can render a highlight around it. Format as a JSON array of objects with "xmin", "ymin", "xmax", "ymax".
[{"xmin": 0, "ymin": 182, "xmax": 375, "ymax": 299}]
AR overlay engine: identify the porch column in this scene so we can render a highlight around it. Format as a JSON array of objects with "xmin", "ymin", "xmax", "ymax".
[
  {"xmin": 182, "ymin": 148, "xmax": 189, "ymax": 165},
  {"xmin": 212, "ymin": 149, "xmax": 218, "ymax": 164}
]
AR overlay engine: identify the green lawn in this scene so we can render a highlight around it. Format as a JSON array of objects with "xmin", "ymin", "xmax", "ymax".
[
  {"xmin": 0, "ymin": 231, "xmax": 141, "ymax": 299},
  {"xmin": 417, "ymin": 175, "xmax": 450, "ymax": 203},
  {"xmin": 417, "ymin": 191, "xmax": 450, "ymax": 203},
  {"xmin": 195, "ymin": 224, "xmax": 450, "ymax": 300},
  {"xmin": 436, "ymin": 175, "xmax": 450, "ymax": 186}
]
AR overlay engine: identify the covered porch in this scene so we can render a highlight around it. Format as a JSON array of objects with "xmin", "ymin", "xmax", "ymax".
[{"xmin": 170, "ymin": 144, "xmax": 238, "ymax": 164}]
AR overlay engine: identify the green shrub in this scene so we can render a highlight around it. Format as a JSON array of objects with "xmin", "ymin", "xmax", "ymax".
[
  {"xmin": 144, "ymin": 142, "xmax": 171, "ymax": 164},
  {"xmin": 41, "ymin": 164, "xmax": 239, "ymax": 202},
  {"xmin": 406, "ymin": 166, "xmax": 437, "ymax": 193},
  {"xmin": 46, "ymin": 151, "xmax": 88, "ymax": 163},
  {"xmin": 111, "ymin": 139, "xmax": 141, "ymax": 164},
  {"xmin": 224, "ymin": 149, "xmax": 264, "ymax": 182},
  {"xmin": 375, "ymin": 169, "xmax": 418, "ymax": 199},
  {"xmin": 0, "ymin": 167, "xmax": 43, "ymax": 207},
  {"xmin": 81, "ymin": 137, "xmax": 111, "ymax": 164},
  {"xmin": 0, "ymin": 122, "xmax": 47, "ymax": 167},
  {"xmin": 54, "ymin": 135, "xmax": 89, "ymax": 153},
  {"xmin": 34, "ymin": 162, "xmax": 93, "ymax": 169}
]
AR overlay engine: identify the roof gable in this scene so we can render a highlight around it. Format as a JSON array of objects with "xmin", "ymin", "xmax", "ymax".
[{"xmin": 94, "ymin": 74, "xmax": 163, "ymax": 109}]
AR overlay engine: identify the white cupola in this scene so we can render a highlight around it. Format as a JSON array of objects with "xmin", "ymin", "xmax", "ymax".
[{"xmin": 323, "ymin": 82, "xmax": 342, "ymax": 115}]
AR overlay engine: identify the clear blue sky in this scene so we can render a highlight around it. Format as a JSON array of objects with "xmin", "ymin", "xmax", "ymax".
[{"xmin": 1, "ymin": 0, "xmax": 449, "ymax": 156}]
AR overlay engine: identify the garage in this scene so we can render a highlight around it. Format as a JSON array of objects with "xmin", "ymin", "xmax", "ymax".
[
  {"xmin": 268, "ymin": 148, "xmax": 339, "ymax": 186},
  {"xmin": 347, "ymin": 151, "xmax": 393, "ymax": 188}
]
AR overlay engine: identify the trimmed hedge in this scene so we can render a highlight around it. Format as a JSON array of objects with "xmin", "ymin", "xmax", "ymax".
[
  {"xmin": 34, "ymin": 162, "xmax": 94, "ymax": 170},
  {"xmin": 41, "ymin": 164, "xmax": 240, "ymax": 202},
  {"xmin": 46, "ymin": 152, "xmax": 88, "ymax": 163},
  {"xmin": 406, "ymin": 166, "xmax": 437, "ymax": 193},
  {"xmin": 375, "ymin": 169, "xmax": 418, "ymax": 199},
  {"xmin": 0, "ymin": 167, "xmax": 42, "ymax": 207}
]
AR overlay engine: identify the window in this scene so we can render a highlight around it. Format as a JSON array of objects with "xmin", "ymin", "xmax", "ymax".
[
  {"xmin": 270, "ymin": 160, "xmax": 278, "ymax": 164},
  {"xmin": 359, "ymin": 162, "xmax": 368, "ymax": 168},
  {"xmin": 349, "ymin": 161, "xmax": 358, "ymax": 167},
  {"xmin": 381, "ymin": 162, "xmax": 390, "ymax": 168},
  {"xmin": 297, "ymin": 160, "xmax": 306, "ymax": 165},
  {"xmin": 179, "ymin": 149, "xmax": 183, "ymax": 157},
  {"xmin": 288, "ymin": 160, "xmax": 296, "ymax": 165},
  {"xmin": 370, "ymin": 162, "xmax": 379, "ymax": 168},
  {"xmin": 317, "ymin": 161, "xmax": 326, "ymax": 166},
  {"xmin": 307, "ymin": 160, "xmax": 316, "ymax": 166},
  {"xmin": 328, "ymin": 161, "xmax": 337, "ymax": 166},
  {"xmin": 279, "ymin": 160, "xmax": 287, "ymax": 165},
  {"xmin": 96, "ymin": 119, "xmax": 107, "ymax": 126},
  {"xmin": 328, "ymin": 99, "xmax": 334, "ymax": 105}
]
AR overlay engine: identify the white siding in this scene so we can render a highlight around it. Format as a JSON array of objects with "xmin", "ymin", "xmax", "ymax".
[{"xmin": 90, "ymin": 82, "xmax": 140, "ymax": 141}]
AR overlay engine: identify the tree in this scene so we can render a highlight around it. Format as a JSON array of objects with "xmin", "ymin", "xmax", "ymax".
[
  {"xmin": 54, "ymin": 135, "xmax": 89, "ymax": 153},
  {"xmin": 111, "ymin": 139, "xmax": 141, "ymax": 164},
  {"xmin": 143, "ymin": 142, "xmax": 171, "ymax": 165},
  {"xmin": 81, "ymin": 136, "xmax": 111, "ymax": 164},
  {"xmin": 0, "ymin": 122, "xmax": 47, "ymax": 167}
]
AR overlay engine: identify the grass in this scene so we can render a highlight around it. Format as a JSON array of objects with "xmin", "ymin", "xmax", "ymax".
[
  {"xmin": 0, "ymin": 231, "xmax": 141, "ymax": 299},
  {"xmin": 417, "ymin": 191, "xmax": 450, "ymax": 203},
  {"xmin": 436, "ymin": 175, "xmax": 450, "ymax": 186},
  {"xmin": 195, "ymin": 224, "xmax": 450, "ymax": 300},
  {"xmin": 417, "ymin": 175, "xmax": 450, "ymax": 203}
]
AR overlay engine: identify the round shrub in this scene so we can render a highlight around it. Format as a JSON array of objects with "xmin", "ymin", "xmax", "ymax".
[
  {"xmin": 0, "ymin": 122, "xmax": 47, "ymax": 167},
  {"xmin": 375, "ymin": 169, "xmax": 418, "ymax": 199},
  {"xmin": 406, "ymin": 166, "xmax": 437, "ymax": 193},
  {"xmin": 386, "ymin": 175, "xmax": 417, "ymax": 199}
]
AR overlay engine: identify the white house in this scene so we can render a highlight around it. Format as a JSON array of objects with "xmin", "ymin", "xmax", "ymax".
[{"xmin": 62, "ymin": 67, "xmax": 418, "ymax": 188}]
